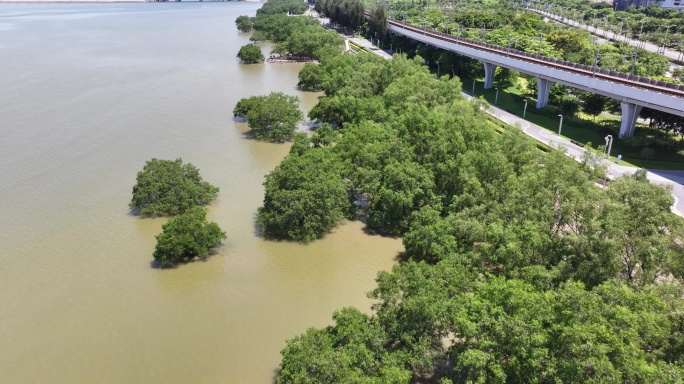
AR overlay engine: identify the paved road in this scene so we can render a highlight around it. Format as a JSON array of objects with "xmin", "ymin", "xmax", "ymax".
[
  {"xmin": 317, "ymin": 17, "xmax": 684, "ymax": 216},
  {"xmin": 532, "ymin": 9, "xmax": 684, "ymax": 62}
]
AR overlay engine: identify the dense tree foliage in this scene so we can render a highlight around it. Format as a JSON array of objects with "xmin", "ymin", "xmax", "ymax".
[
  {"xmin": 233, "ymin": 92, "xmax": 303, "ymax": 142},
  {"xmin": 129, "ymin": 158, "xmax": 219, "ymax": 216},
  {"xmin": 251, "ymin": 14, "xmax": 320, "ymax": 42},
  {"xmin": 296, "ymin": 62, "xmax": 324, "ymax": 91},
  {"xmin": 270, "ymin": 47, "xmax": 684, "ymax": 381},
  {"xmin": 537, "ymin": 0, "xmax": 683, "ymax": 50},
  {"xmin": 367, "ymin": 5, "xmax": 387, "ymax": 39},
  {"xmin": 639, "ymin": 107, "xmax": 684, "ymax": 149},
  {"xmin": 315, "ymin": 0, "xmax": 364, "ymax": 33},
  {"xmin": 236, "ymin": 44, "xmax": 264, "ymax": 63},
  {"xmin": 273, "ymin": 24, "xmax": 344, "ymax": 60},
  {"xmin": 235, "ymin": 15, "xmax": 253, "ymax": 32},
  {"xmin": 237, "ymin": 0, "xmax": 684, "ymax": 380},
  {"xmin": 258, "ymin": 137, "xmax": 351, "ymax": 242},
  {"xmin": 580, "ymin": 91, "xmax": 608, "ymax": 120},
  {"xmin": 236, "ymin": 9, "xmax": 343, "ymax": 60},
  {"xmin": 256, "ymin": 0, "xmax": 308, "ymax": 16},
  {"xmin": 153, "ymin": 206, "xmax": 226, "ymax": 267}
]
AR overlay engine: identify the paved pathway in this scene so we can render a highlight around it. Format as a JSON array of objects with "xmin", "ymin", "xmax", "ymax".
[
  {"xmin": 532, "ymin": 9, "xmax": 684, "ymax": 62},
  {"xmin": 475, "ymin": 98, "xmax": 684, "ymax": 216},
  {"xmin": 348, "ymin": 36, "xmax": 393, "ymax": 59},
  {"xmin": 316, "ymin": 14, "xmax": 393, "ymax": 59},
  {"xmin": 317, "ymin": 16, "xmax": 684, "ymax": 216}
]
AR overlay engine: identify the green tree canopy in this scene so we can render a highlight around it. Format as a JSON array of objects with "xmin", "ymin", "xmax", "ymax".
[
  {"xmin": 153, "ymin": 206, "xmax": 226, "ymax": 267},
  {"xmin": 279, "ymin": 25, "xmax": 344, "ymax": 59},
  {"xmin": 580, "ymin": 92, "xmax": 608, "ymax": 120},
  {"xmin": 251, "ymin": 15, "xmax": 684, "ymax": 379},
  {"xmin": 315, "ymin": 0, "xmax": 364, "ymax": 33},
  {"xmin": 129, "ymin": 158, "xmax": 219, "ymax": 216},
  {"xmin": 233, "ymin": 92, "xmax": 303, "ymax": 142},
  {"xmin": 297, "ymin": 62, "xmax": 324, "ymax": 91},
  {"xmin": 257, "ymin": 0, "xmax": 308, "ymax": 16},
  {"xmin": 235, "ymin": 15, "xmax": 253, "ymax": 32},
  {"xmin": 236, "ymin": 44, "xmax": 264, "ymax": 63},
  {"xmin": 257, "ymin": 147, "xmax": 351, "ymax": 242}
]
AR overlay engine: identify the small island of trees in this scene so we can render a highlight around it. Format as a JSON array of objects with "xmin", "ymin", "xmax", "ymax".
[
  {"xmin": 130, "ymin": 158, "xmax": 219, "ymax": 216},
  {"xmin": 153, "ymin": 206, "xmax": 226, "ymax": 268},
  {"xmin": 130, "ymin": 158, "xmax": 225, "ymax": 267},
  {"xmin": 237, "ymin": 44, "xmax": 264, "ymax": 63}
]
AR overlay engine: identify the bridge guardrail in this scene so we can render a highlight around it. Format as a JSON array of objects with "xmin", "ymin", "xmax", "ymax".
[{"xmin": 386, "ymin": 18, "xmax": 684, "ymax": 95}]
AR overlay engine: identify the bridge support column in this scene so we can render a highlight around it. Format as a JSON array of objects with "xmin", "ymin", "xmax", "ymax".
[
  {"xmin": 618, "ymin": 102, "xmax": 643, "ymax": 138},
  {"xmin": 483, "ymin": 62, "xmax": 497, "ymax": 89},
  {"xmin": 536, "ymin": 77, "xmax": 553, "ymax": 109}
]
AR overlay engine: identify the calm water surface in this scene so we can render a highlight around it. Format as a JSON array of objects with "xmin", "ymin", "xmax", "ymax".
[{"xmin": 0, "ymin": 3, "xmax": 402, "ymax": 382}]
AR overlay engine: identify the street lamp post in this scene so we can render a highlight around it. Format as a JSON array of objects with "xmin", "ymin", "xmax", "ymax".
[
  {"xmin": 558, "ymin": 114, "xmax": 563, "ymax": 135},
  {"xmin": 436, "ymin": 60, "xmax": 440, "ymax": 79},
  {"xmin": 617, "ymin": 18, "xmax": 625, "ymax": 41},
  {"xmin": 630, "ymin": 46, "xmax": 639, "ymax": 75},
  {"xmin": 523, "ymin": 99, "xmax": 528, "ymax": 119},
  {"xmin": 472, "ymin": 78, "xmax": 476, "ymax": 95},
  {"xmin": 592, "ymin": 46, "xmax": 601, "ymax": 77},
  {"xmin": 638, "ymin": 20, "xmax": 646, "ymax": 48},
  {"xmin": 507, "ymin": 35, "xmax": 520, "ymax": 56},
  {"xmin": 538, "ymin": 33, "xmax": 543, "ymax": 55},
  {"xmin": 604, "ymin": 135, "xmax": 613, "ymax": 159},
  {"xmin": 662, "ymin": 25, "xmax": 675, "ymax": 54},
  {"xmin": 494, "ymin": 87, "xmax": 499, "ymax": 105},
  {"xmin": 602, "ymin": 16, "xmax": 608, "ymax": 38}
]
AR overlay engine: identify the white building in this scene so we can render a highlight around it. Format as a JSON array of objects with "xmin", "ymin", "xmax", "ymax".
[
  {"xmin": 648, "ymin": 0, "xmax": 684, "ymax": 10},
  {"xmin": 614, "ymin": 0, "xmax": 684, "ymax": 10}
]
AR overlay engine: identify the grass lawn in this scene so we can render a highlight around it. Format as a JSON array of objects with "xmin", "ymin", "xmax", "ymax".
[{"xmin": 458, "ymin": 77, "xmax": 684, "ymax": 170}]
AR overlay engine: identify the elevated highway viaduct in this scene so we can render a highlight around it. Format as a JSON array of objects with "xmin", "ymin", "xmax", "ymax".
[{"xmin": 385, "ymin": 19, "xmax": 684, "ymax": 138}]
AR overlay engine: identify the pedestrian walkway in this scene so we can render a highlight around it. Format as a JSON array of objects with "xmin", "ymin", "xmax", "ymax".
[
  {"xmin": 531, "ymin": 8, "xmax": 684, "ymax": 62},
  {"xmin": 348, "ymin": 37, "xmax": 392, "ymax": 59},
  {"xmin": 468, "ymin": 93, "xmax": 684, "ymax": 216},
  {"xmin": 315, "ymin": 14, "xmax": 393, "ymax": 60}
]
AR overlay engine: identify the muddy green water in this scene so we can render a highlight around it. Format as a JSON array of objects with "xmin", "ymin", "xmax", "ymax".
[{"xmin": 0, "ymin": 3, "xmax": 402, "ymax": 382}]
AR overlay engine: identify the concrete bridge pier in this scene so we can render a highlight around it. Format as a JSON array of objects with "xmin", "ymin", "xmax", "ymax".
[
  {"xmin": 536, "ymin": 77, "xmax": 554, "ymax": 109},
  {"xmin": 619, "ymin": 102, "xmax": 643, "ymax": 138},
  {"xmin": 483, "ymin": 62, "xmax": 497, "ymax": 89}
]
